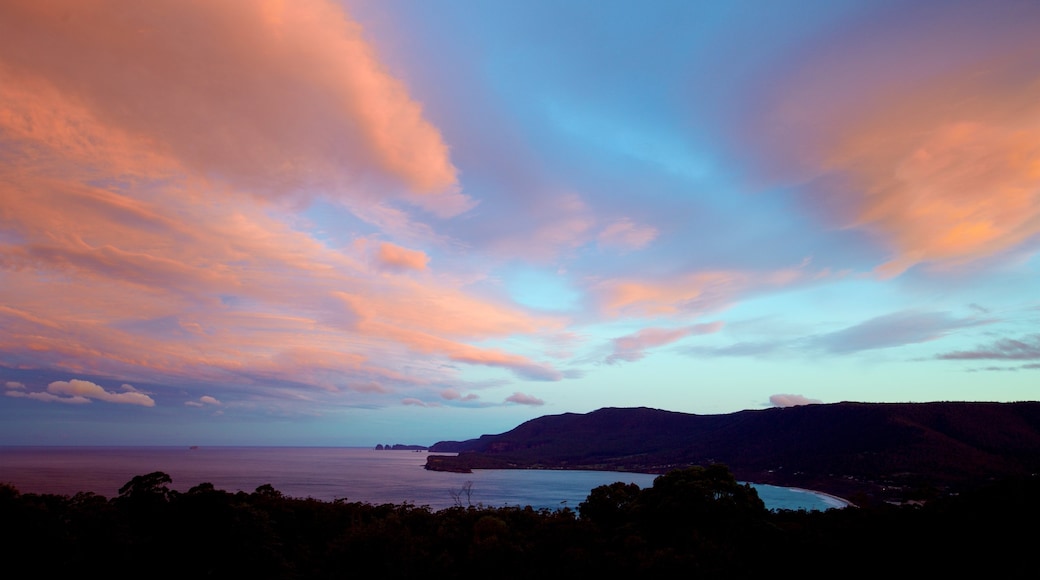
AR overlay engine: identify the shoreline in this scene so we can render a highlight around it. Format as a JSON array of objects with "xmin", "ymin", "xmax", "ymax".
[{"xmin": 786, "ymin": 486, "xmax": 855, "ymax": 509}]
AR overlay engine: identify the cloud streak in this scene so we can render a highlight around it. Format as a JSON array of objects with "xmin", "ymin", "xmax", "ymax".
[
  {"xmin": 6, "ymin": 379, "xmax": 155, "ymax": 407},
  {"xmin": 605, "ymin": 322, "xmax": 723, "ymax": 364},
  {"xmin": 809, "ymin": 311, "xmax": 993, "ymax": 354},
  {"xmin": 937, "ymin": 335, "xmax": 1040, "ymax": 362}
]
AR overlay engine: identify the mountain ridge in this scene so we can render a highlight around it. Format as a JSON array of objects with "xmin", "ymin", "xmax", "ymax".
[{"xmin": 426, "ymin": 401, "xmax": 1040, "ymax": 503}]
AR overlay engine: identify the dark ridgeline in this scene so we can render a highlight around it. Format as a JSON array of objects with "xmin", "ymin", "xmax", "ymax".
[{"xmin": 427, "ymin": 401, "xmax": 1040, "ymax": 503}]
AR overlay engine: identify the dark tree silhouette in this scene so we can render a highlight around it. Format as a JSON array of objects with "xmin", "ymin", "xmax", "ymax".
[{"xmin": 117, "ymin": 471, "xmax": 172, "ymax": 501}]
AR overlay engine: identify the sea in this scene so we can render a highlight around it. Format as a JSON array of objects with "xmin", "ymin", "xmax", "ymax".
[{"xmin": 0, "ymin": 446, "xmax": 848, "ymax": 512}]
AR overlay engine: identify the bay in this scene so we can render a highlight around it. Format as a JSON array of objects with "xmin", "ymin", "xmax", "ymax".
[{"xmin": 0, "ymin": 446, "xmax": 847, "ymax": 511}]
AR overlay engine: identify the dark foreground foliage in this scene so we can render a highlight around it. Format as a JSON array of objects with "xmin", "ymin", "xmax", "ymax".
[{"xmin": 2, "ymin": 464, "xmax": 1036, "ymax": 579}]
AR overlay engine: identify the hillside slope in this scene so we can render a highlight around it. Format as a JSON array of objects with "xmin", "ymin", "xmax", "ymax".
[{"xmin": 427, "ymin": 402, "xmax": 1040, "ymax": 502}]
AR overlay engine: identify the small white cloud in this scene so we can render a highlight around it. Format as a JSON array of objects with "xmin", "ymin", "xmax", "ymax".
[
  {"xmin": 5, "ymin": 381, "xmax": 26, "ymax": 390},
  {"xmin": 769, "ymin": 394, "xmax": 822, "ymax": 408},
  {"xmin": 187, "ymin": 395, "xmax": 222, "ymax": 407}
]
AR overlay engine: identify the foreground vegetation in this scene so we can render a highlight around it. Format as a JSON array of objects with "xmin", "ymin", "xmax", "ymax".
[{"xmin": 2, "ymin": 464, "xmax": 1036, "ymax": 578}]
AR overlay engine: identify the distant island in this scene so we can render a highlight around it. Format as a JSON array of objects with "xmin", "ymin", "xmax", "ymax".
[
  {"xmin": 426, "ymin": 401, "xmax": 1040, "ymax": 505},
  {"xmin": 375, "ymin": 444, "xmax": 428, "ymax": 451}
]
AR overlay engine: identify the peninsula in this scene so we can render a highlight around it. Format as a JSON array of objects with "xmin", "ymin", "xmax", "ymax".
[{"xmin": 426, "ymin": 401, "xmax": 1040, "ymax": 504}]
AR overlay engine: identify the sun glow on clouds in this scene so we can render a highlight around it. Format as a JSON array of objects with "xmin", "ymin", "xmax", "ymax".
[
  {"xmin": 2, "ymin": 0, "xmax": 1039, "ymax": 443},
  {"xmin": 376, "ymin": 242, "xmax": 430, "ymax": 272},
  {"xmin": 0, "ymin": 0, "xmax": 466, "ymax": 213},
  {"xmin": 751, "ymin": 2, "xmax": 1040, "ymax": 277},
  {"xmin": 0, "ymin": 0, "xmax": 555, "ymax": 415}
]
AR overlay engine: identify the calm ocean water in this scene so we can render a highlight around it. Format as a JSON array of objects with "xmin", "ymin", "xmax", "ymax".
[{"xmin": 0, "ymin": 447, "xmax": 847, "ymax": 511}]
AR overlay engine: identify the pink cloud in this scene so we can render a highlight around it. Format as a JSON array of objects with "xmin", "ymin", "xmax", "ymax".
[
  {"xmin": 481, "ymin": 192, "xmax": 597, "ymax": 261},
  {"xmin": 597, "ymin": 218, "xmax": 658, "ymax": 251},
  {"xmin": 835, "ymin": 111, "xmax": 1040, "ymax": 278},
  {"xmin": 0, "ymin": 0, "xmax": 467, "ymax": 214},
  {"xmin": 769, "ymin": 394, "xmax": 822, "ymax": 408},
  {"xmin": 7, "ymin": 390, "xmax": 90, "ymax": 404},
  {"xmin": 745, "ymin": 7, "xmax": 1040, "ymax": 277},
  {"xmin": 441, "ymin": 388, "xmax": 479, "ymax": 401},
  {"xmin": 595, "ymin": 266, "xmax": 809, "ymax": 318},
  {"xmin": 606, "ymin": 322, "xmax": 724, "ymax": 364},
  {"xmin": 376, "ymin": 242, "xmax": 429, "ymax": 272},
  {"xmin": 0, "ymin": 59, "xmax": 563, "ymax": 407},
  {"xmin": 367, "ymin": 324, "xmax": 564, "ymax": 381},
  {"xmin": 47, "ymin": 379, "xmax": 154, "ymax": 406},
  {"xmin": 505, "ymin": 392, "xmax": 545, "ymax": 406},
  {"xmin": 7, "ymin": 379, "xmax": 156, "ymax": 406}
]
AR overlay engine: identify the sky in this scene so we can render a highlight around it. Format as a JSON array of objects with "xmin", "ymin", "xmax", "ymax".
[{"xmin": 2, "ymin": 0, "xmax": 1039, "ymax": 446}]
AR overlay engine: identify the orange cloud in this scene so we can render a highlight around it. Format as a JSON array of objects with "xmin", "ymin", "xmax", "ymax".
[
  {"xmin": 0, "ymin": 0, "xmax": 466, "ymax": 213},
  {"xmin": 836, "ymin": 110, "xmax": 1040, "ymax": 277},
  {"xmin": 376, "ymin": 242, "xmax": 429, "ymax": 272},
  {"xmin": 595, "ymin": 262, "xmax": 816, "ymax": 319},
  {"xmin": 752, "ymin": 10, "xmax": 1040, "ymax": 277},
  {"xmin": 365, "ymin": 322, "xmax": 563, "ymax": 382},
  {"xmin": 336, "ymin": 281, "xmax": 559, "ymax": 341}
]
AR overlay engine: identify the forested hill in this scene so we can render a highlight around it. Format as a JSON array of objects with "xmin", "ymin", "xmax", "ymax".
[{"xmin": 427, "ymin": 402, "xmax": 1040, "ymax": 503}]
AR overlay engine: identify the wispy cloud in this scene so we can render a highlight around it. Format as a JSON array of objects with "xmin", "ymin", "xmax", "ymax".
[
  {"xmin": 402, "ymin": 398, "xmax": 441, "ymax": 408},
  {"xmin": 605, "ymin": 322, "xmax": 723, "ymax": 364},
  {"xmin": 745, "ymin": 2, "xmax": 1040, "ymax": 277},
  {"xmin": 597, "ymin": 218, "xmax": 658, "ymax": 251},
  {"xmin": 594, "ymin": 265, "xmax": 811, "ymax": 319},
  {"xmin": 808, "ymin": 311, "xmax": 993, "ymax": 354},
  {"xmin": 937, "ymin": 335, "xmax": 1040, "ymax": 362}
]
